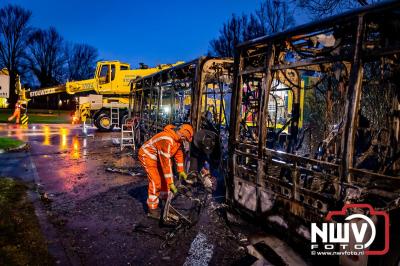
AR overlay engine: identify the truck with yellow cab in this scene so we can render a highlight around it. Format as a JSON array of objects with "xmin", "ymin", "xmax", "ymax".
[{"xmin": 30, "ymin": 60, "xmax": 183, "ymax": 131}]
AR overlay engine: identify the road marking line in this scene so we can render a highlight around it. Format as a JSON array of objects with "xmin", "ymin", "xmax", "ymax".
[{"xmin": 183, "ymin": 232, "xmax": 214, "ymax": 266}]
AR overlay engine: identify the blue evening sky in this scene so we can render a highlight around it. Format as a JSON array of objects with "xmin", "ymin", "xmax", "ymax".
[{"xmin": 2, "ymin": 0, "xmax": 308, "ymax": 68}]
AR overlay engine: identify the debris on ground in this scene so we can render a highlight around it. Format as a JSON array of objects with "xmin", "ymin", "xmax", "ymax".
[
  {"xmin": 105, "ymin": 167, "xmax": 143, "ymax": 177},
  {"xmin": 0, "ymin": 124, "xmax": 273, "ymax": 265}
]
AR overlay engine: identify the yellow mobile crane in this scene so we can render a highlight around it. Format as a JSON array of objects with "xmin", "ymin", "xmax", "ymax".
[{"xmin": 30, "ymin": 60, "xmax": 183, "ymax": 131}]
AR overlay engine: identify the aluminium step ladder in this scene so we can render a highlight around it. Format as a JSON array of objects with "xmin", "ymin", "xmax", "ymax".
[
  {"xmin": 120, "ymin": 123, "xmax": 135, "ymax": 151},
  {"xmin": 111, "ymin": 105, "xmax": 120, "ymax": 127}
]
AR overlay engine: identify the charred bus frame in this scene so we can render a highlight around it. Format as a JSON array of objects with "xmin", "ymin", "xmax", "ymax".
[
  {"xmin": 130, "ymin": 57, "xmax": 233, "ymax": 163},
  {"xmin": 228, "ymin": 1, "xmax": 400, "ymax": 263}
]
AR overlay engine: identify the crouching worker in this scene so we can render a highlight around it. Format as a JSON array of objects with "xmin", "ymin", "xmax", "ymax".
[{"xmin": 138, "ymin": 124, "xmax": 194, "ymax": 219}]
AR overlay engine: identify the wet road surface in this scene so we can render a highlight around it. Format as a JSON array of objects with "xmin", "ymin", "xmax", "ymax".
[
  {"xmin": 0, "ymin": 123, "xmax": 254, "ymax": 266},
  {"xmin": 0, "ymin": 124, "xmax": 136, "ymax": 201}
]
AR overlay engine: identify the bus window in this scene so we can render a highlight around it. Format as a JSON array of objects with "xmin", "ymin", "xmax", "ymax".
[
  {"xmin": 159, "ymin": 87, "xmax": 174, "ymax": 125},
  {"xmin": 173, "ymin": 88, "xmax": 191, "ymax": 124}
]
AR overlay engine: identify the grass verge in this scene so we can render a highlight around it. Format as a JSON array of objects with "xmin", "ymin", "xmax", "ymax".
[
  {"xmin": 0, "ymin": 137, "xmax": 24, "ymax": 150},
  {"xmin": 0, "ymin": 178, "xmax": 54, "ymax": 265},
  {"xmin": 0, "ymin": 109, "xmax": 71, "ymax": 124}
]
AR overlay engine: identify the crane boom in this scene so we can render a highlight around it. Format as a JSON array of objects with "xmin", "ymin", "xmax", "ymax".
[{"xmin": 29, "ymin": 85, "xmax": 66, "ymax": 97}]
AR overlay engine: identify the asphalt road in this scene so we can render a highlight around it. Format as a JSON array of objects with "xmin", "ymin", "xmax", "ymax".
[{"xmin": 0, "ymin": 123, "xmax": 255, "ymax": 266}]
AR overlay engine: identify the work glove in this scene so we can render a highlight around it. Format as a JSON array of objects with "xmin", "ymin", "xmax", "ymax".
[
  {"xmin": 178, "ymin": 172, "xmax": 187, "ymax": 180},
  {"xmin": 169, "ymin": 183, "xmax": 178, "ymax": 194}
]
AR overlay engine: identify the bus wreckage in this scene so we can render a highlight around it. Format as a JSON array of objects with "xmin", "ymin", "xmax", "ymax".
[
  {"xmin": 127, "ymin": 2, "xmax": 400, "ymax": 263},
  {"xmin": 226, "ymin": 1, "xmax": 400, "ymax": 264}
]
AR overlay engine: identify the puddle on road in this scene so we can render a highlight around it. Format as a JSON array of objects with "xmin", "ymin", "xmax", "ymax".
[
  {"xmin": 1, "ymin": 123, "xmax": 140, "ymax": 203},
  {"xmin": 7, "ymin": 125, "xmax": 29, "ymax": 142},
  {"xmin": 4, "ymin": 124, "xmax": 91, "ymax": 160},
  {"xmin": 71, "ymin": 136, "xmax": 81, "ymax": 159},
  {"xmin": 60, "ymin": 127, "xmax": 68, "ymax": 150},
  {"xmin": 42, "ymin": 125, "xmax": 51, "ymax": 145}
]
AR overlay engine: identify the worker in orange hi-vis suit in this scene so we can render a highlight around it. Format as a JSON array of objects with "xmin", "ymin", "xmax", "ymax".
[
  {"xmin": 138, "ymin": 124, "xmax": 194, "ymax": 219},
  {"xmin": 8, "ymin": 102, "xmax": 24, "ymax": 124}
]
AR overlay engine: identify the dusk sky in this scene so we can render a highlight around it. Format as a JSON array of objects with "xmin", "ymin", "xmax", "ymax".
[{"xmin": 2, "ymin": 0, "xmax": 308, "ymax": 68}]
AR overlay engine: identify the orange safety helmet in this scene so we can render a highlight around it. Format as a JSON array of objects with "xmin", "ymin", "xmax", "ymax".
[{"xmin": 177, "ymin": 124, "xmax": 194, "ymax": 142}]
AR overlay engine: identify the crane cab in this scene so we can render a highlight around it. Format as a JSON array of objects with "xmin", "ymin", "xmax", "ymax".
[{"xmin": 95, "ymin": 61, "xmax": 131, "ymax": 95}]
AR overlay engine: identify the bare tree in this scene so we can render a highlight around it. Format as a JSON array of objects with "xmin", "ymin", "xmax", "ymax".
[
  {"xmin": 210, "ymin": 14, "xmax": 248, "ymax": 57},
  {"xmin": 65, "ymin": 43, "xmax": 98, "ymax": 81},
  {"xmin": 242, "ymin": 14, "xmax": 266, "ymax": 41},
  {"xmin": 0, "ymin": 4, "xmax": 31, "ymax": 105},
  {"xmin": 26, "ymin": 27, "xmax": 65, "ymax": 87},
  {"xmin": 256, "ymin": 0, "xmax": 295, "ymax": 34},
  {"xmin": 209, "ymin": 0, "xmax": 295, "ymax": 57},
  {"xmin": 297, "ymin": 0, "xmax": 381, "ymax": 16}
]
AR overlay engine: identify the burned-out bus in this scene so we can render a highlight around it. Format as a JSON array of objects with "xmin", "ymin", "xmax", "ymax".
[
  {"xmin": 227, "ymin": 1, "xmax": 400, "ymax": 264},
  {"xmin": 129, "ymin": 57, "xmax": 233, "ymax": 171}
]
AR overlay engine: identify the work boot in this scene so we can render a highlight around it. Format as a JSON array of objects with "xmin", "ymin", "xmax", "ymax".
[{"xmin": 147, "ymin": 208, "xmax": 161, "ymax": 220}]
